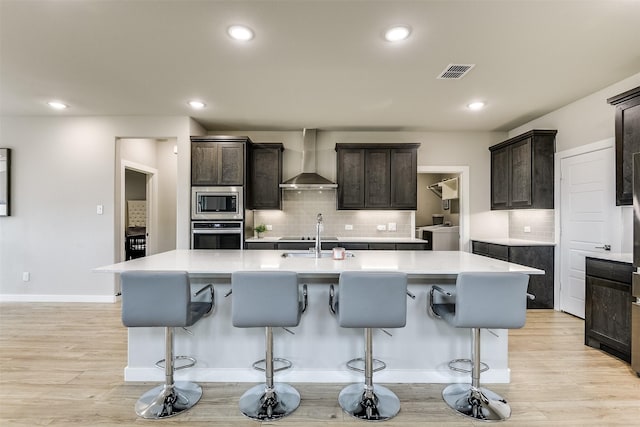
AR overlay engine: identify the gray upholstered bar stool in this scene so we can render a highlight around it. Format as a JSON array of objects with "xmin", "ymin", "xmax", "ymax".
[
  {"xmin": 329, "ymin": 271, "xmax": 408, "ymax": 421},
  {"xmin": 120, "ymin": 270, "xmax": 214, "ymax": 419},
  {"xmin": 429, "ymin": 272, "xmax": 530, "ymax": 422},
  {"xmin": 231, "ymin": 271, "xmax": 307, "ymax": 421}
]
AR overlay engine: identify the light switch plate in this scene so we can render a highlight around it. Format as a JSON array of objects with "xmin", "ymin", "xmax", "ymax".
[
  {"xmin": 524, "ymin": 226, "xmax": 531, "ymax": 233},
  {"xmin": 345, "ymin": 224, "xmax": 353, "ymax": 230}
]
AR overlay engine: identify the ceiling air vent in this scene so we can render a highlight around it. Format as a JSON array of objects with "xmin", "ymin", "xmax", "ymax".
[{"xmin": 437, "ymin": 64, "xmax": 475, "ymax": 79}]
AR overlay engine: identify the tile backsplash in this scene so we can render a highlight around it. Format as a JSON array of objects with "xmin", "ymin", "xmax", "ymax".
[
  {"xmin": 251, "ymin": 190, "xmax": 413, "ymax": 238},
  {"xmin": 509, "ymin": 210, "xmax": 554, "ymax": 242}
]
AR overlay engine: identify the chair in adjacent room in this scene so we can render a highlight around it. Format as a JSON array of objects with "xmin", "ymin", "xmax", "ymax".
[
  {"xmin": 428, "ymin": 271, "xmax": 530, "ymax": 421},
  {"xmin": 120, "ymin": 270, "xmax": 214, "ymax": 419},
  {"xmin": 231, "ymin": 271, "xmax": 308, "ymax": 421},
  {"xmin": 329, "ymin": 271, "xmax": 408, "ymax": 421}
]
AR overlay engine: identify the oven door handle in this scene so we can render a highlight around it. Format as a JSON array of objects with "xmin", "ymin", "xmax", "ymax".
[{"xmin": 192, "ymin": 230, "xmax": 242, "ymax": 235}]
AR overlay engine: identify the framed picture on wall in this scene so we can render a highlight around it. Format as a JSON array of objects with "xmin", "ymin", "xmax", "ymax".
[{"xmin": 0, "ymin": 148, "xmax": 10, "ymax": 216}]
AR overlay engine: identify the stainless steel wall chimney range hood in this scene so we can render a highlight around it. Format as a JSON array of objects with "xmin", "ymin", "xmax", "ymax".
[{"xmin": 279, "ymin": 128, "xmax": 337, "ymax": 190}]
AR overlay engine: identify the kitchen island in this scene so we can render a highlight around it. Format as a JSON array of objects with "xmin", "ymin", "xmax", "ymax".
[{"xmin": 96, "ymin": 249, "xmax": 542, "ymax": 384}]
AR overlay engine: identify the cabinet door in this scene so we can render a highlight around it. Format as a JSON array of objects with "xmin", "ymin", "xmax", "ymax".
[
  {"xmin": 337, "ymin": 149, "xmax": 366, "ymax": 209},
  {"xmin": 390, "ymin": 148, "xmax": 417, "ymax": 209},
  {"xmin": 191, "ymin": 142, "xmax": 218, "ymax": 186},
  {"xmin": 218, "ymin": 143, "xmax": 244, "ymax": 185},
  {"xmin": 365, "ymin": 149, "xmax": 391, "ymax": 208},
  {"xmin": 509, "ymin": 246, "xmax": 554, "ymax": 309},
  {"xmin": 509, "ymin": 138, "xmax": 533, "ymax": 208},
  {"xmin": 585, "ymin": 275, "xmax": 631, "ymax": 362},
  {"xmin": 248, "ymin": 144, "xmax": 282, "ymax": 210},
  {"xmin": 613, "ymin": 90, "xmax": 640, "ymax": 205},
  {"xmin": 491, "ymin": 146, "xmax": 509, "ymax": 209}
]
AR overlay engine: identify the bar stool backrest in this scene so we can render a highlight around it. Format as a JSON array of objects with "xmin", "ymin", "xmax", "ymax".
[
  {"xmin": 453, "ymin": 272, "xmax": 529, "ymax": 329},
  {"xmin": 232, "ymin": 271, "xmax": 300, "ymax": 328},
  {"xmin": 121, "ymin": 271, "xmax": 191, "ymax": 328},
  {"xmin": 338, "ymin": 271, "xmax": 408, "ymax": 328}
]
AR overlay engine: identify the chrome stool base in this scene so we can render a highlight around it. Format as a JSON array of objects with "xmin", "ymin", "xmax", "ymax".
[
  {"xmin": 252, "ymin": 357, "xmax": 292, "ymax": 373},
  {"xmin": 338, "ymin": 383, "xmax": 401, "ymax": 421},
  {"xmin": 135, "ymin": 381, "xmax": 202, "ymax": 419},
  {"xmin": 442, "ymin": 383, "xmax": 511, "ymax": 421},
  {"xmin": 239, "ymin": 383, "xmax": 300, "ymax": 421},
  {"xmin": 346, "ymin": 357, "xmax": 386, "ymax": 373}
]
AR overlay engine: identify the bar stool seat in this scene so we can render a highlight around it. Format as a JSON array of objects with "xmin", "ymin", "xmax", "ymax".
[
  {"xmin": 120, "ymin": 270, "xmax": 214, "ymax": 419},
  {"xmin": 331, "ymin": 271, "xmax": 408, "ymax": 422},
  {"xmin": 231, "ymin": 271, "xmax": 307, "ymax": 421},
  {"xmin": 429, "ymin": 272, "xmax": 530, "ymax": 422}
]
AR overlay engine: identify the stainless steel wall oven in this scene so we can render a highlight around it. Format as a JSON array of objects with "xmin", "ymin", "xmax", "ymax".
[{"xmin": 191, "ymin": 221, "xmax": 244, "ymax": 250}]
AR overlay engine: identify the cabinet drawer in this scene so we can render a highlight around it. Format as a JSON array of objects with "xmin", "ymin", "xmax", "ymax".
[
  {"xmin": 245, "ymin": 242, "xmax": 277, "ymax": 250},
  {"xmin": 396, "ymin": 243, "xmax": 428, "ymax": 250},
  {"xmin": 471, "ymin": 241, "xmax": 488, "ymax": 256},
  {"xmin": 368, "ymin": 243, "xmax": 396, "ymax": 250},
  {"xmin": 586, "ymin": 258, "xmax": 633, "ymax": 284},
  {"xmin": 487, "ymin": 243, "xmax": 508, "ymax": 261}
]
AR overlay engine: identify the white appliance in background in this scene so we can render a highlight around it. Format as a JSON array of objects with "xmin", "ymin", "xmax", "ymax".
[
  {"xmin": 632, "ymin": 153, "xmax": 639, "ymax": 376},
  {"xmin": 416, "ymin": 225, "xmax": 460, "ymax": 251}
]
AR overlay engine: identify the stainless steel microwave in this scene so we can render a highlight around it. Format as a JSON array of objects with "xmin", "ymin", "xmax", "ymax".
[{"xmin": 191, "ymin": 186, "xmax": 244, "ymax": 220}]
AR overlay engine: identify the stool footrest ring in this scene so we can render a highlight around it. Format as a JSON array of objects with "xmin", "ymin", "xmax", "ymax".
[
  {"xmin": 252, "ymin": 358, "xmax": 292, "ymax": 373},
  {"xmin": 448, "ymin": 358, "xmax": 489, "ymax": 374},
  {"xmin": 346, "ymin": 357, "xmax": 386, "ymax": 373},
  {"xmin": 155, "ymin": 356, "xmax": 197, "ymax": 371}
]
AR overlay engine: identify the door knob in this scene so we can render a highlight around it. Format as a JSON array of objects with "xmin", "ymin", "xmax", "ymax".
[{"xmin": 595, "ymin": 244, "xmax": 611, "ymax": 251}]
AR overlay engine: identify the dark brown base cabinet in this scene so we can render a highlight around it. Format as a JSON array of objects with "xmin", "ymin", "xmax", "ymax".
[
  {"xmin": 471, "ymin": 241, "xmax": 554, "ymax": 309},
  {"xmin": 585, "ymin": 257, "xmax": 634, "ymax": 363},
  {"xmin": 245, "ymin": 241, "xmax": 428, "ymax": 250}
]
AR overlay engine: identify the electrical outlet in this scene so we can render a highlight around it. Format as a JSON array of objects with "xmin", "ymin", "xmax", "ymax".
[
  {"xmin": 388, "ymin": 222, "xmax": 397, "ymax": 231},
  {"xmin": 345, "ymin": 224, "xmax": 353, "ymax": 230},
  {"xmin": 96, "ymin": 204, "xmax": 104, "ymax": 215},
  {"xmin": 376, "ymin": 224, "xmax": 387, "ymax": 231},
  {"xmin": 266, "ymin": 224, "xmax": 273, "ymax": 231},
  {"xmin": 524, "ymin": 226, "xmax": 531, "ymax": 233},
  {"xmin": 22, "ymin": 272, "xmax": 30, "ymax": 282}
]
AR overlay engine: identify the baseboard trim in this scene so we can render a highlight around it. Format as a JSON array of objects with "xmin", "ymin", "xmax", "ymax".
[{"xmin": 0, "ymin": 294, "xmax": 117, "ymax": 303}]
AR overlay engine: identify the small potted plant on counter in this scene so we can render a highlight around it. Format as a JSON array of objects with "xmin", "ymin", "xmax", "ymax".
[{"xmin": 254, "ymin": 224, "xmax": 267, "ymax": 238}]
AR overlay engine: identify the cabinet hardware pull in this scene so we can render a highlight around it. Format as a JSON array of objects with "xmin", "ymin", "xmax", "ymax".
[{"xmin": 595, "ymin": 244, "xmax": 611, "ymax": 251}]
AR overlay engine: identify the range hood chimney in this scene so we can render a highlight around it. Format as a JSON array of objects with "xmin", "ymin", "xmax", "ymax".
[{"xmin": 279, "ymin": 128, "xmax": 337, "ymax": 190}]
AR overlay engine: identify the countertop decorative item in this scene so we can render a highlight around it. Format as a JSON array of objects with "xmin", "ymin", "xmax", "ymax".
[{"xmin": 254, "ymin": 224, "xmax": 267, "ymax": 238}]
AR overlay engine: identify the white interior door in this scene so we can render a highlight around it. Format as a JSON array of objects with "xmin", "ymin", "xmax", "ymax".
[{"xmin": 560, "ymin": 146, "xmax": 616, "ymax": 318}]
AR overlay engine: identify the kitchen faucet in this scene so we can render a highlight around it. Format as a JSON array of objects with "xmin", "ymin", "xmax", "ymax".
[{"xmin": 315, "ymin": 213, "xmax": 323, "ymax": 257}]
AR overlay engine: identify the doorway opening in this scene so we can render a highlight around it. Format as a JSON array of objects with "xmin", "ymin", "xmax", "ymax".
[
  {"xmin": 417, "ymin": 165, "xmax": 469, "ymax": 251},
  {"xmin": 115, "ymin": 137, "xmax": 177, "ymax": 263}
]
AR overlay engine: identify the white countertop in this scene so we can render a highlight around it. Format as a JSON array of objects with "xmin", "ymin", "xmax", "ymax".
[
  {"xmin": 585, "ymin": 252, "xmax": 633, "ymax": 264},
  {"xmin": 416, "ymin": 225, "xmax": 460, "ymax": 233},
  {"xmin": 471, "ymin": 238, "xmax": 556, "ymax": 247},
  {"xmin": 95, "ymin": 249, "xmax": 543, "ymax": 278}
]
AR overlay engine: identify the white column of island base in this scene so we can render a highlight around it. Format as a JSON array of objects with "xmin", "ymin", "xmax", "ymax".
[{"xmin": 95, "ymin": 249, "xmax": 543, "ymax": 384}]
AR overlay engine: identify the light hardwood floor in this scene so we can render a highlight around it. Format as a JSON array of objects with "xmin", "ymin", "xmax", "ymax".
[{"xmin": 1, "ymin": 303, "xmax": 638, "ymax": 426}]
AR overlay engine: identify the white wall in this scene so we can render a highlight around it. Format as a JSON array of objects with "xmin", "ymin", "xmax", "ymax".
[{"xmin": 0, "ymin": 116, "xmax": 191, "ymax": 301}]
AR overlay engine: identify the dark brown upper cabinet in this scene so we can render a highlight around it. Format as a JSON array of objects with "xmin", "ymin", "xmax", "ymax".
[
  {"xmin": 191, "ymin": 136, "xmax": 248, "ymax": 186},
  {"xmin": 335, "ymin": 143, "xmax": 420, "ymax": 210},
  {"xmin": 607, "ymin": 86, "xmax": 640, "ymax": 206},
  {"xmin": 246, "ymin": 143, "xmax": 284, "ymax": 210},
  {"xmin": 489, "ymin": 130, "xmax": 556, "ymax": 210}
]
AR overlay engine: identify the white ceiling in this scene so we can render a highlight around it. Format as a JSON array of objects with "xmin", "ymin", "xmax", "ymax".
[{"xmin": 1, "ymin": 0, "xmax": 639, "ymax": 132}]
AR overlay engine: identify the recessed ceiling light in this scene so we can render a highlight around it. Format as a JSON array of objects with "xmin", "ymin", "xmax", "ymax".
[
  {"xmin": 188, "ymin": 100, "xmax": 206, "ymax": 109},
  {"xmin": 228, "ymin": 25, "xmax": 254, "ymax": 41},
  {"xmin": 384, "ymin": 25, "xmax": 411, "ymax": 42},
  {"xmin": 47, "ymin": 101, "xmax": 68, "ymax": 110},
  {"xmin": 467, "ymin": 101, "xmax": 486, "ymax": 110}
]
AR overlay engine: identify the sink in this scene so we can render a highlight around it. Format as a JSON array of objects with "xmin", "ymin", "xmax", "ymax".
[{"xmin": 281, "ymin": 251, "xmax": 355, "ymax": 258}]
